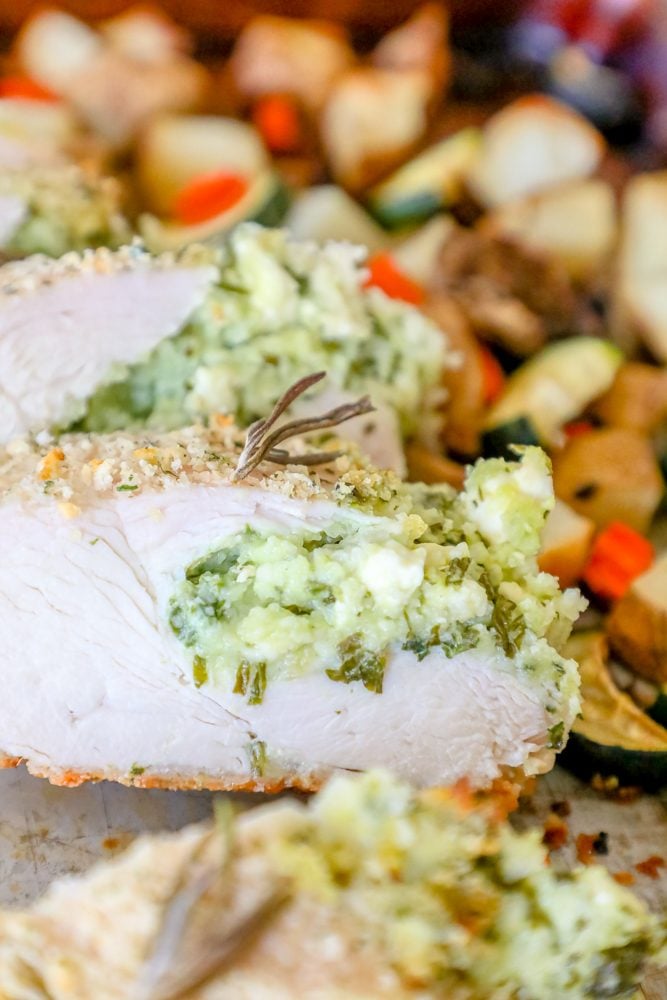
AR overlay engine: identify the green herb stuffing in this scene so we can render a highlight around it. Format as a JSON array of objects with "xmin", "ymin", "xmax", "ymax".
[
  {"xmin": 247, "ymin": 739, "xmax": 267, "ymax": 778},
  {"xmin": 73, "ymin": 225, "xmax": 448, "ymax": 440},
  {"xmin": 167, "ymin": 449, "xmax": 584, "ymax": 737}
]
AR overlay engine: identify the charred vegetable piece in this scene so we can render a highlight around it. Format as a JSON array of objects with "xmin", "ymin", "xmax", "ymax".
[
  {"xmin": 607, "ymin": 553, "xmax": 667, "ymax": 684},
  {"xmin": 553, "ymin": 428, "xmax": 664, "ymax": 534},
  {"xmin": 560, "ymin": 632, "xmax": 667, "ymax": 791}
]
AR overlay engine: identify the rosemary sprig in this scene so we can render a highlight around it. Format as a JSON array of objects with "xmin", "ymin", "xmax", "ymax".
[{"xmin": 232, "ymin": 372, "xmax": 375, "ymax": 482}]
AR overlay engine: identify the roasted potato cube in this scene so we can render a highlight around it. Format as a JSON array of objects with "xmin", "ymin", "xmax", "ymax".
[
  {"xmin": 405, "ymin": 443, "xmax": 465, "ymax": 489},
  {"xmin": 372, "ymin": 3, "xmax": 451, "ymax": 96},
  {"xmin": 321, "ymin": 67, "xmax": 432, "ymax": 193},
  {"xmin": 615, "ymin": 171, "xmax": 667, "ymax": 363},
  {"xmin": 607, "ymin": 554, "xmax": 667, "ymax": 684},
  {"xmin": 423, "ymin": 293, "xmax": 485, "ymax": 456},
  {"xmin": 538, "ymin": 499, "xmax": 595, "ymax": 588},
  {"xmin": 482, "ymin": 179, "xmax": 617, "ymax": 282},
  {"xmin": 467, "ymin": 95, "xmax": 605, "ymax": 209},
  {"xmin": 230, "ymin": 16, "xmax": 354, "ymax": 112},
  {"xmin": 590, "ymin": 362, "xmax": 667, "ymax": 433},
  {"xmin": 552, "ymin": 427, "xmax": 664, "ymax": 534}
]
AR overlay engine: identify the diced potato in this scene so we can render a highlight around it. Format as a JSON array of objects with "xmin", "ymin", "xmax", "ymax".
[
  {"xmin": 15, "ymin": 8, "xmax": 207, "ymax": 147},
  {"xmin": 321, "ymin": 68, "xmax": 432, "ymax": 192},
  {"xmin": 538, "ymin": 499, "xmax": 595, "ymax": 588},
  {"xmin": 137, "ymin": 114, "xmax": 269, "ymax": 216},
  {"xmin": 552, "ymin": 427, "xmax": 664, "ymax": 534},
  {"xmin": 467, "ymin": 95, "xmax": 605, "ymax": 209},
  {"xmin": 372, "ymin": 3, "xmax": 451, "ymax": 96},
  {"xmin": 607, "ymin": 554, "xmax": 667, "ymax": 683},
  {"xmin": 615, "ymin": 171, "xmax": 667, "ymax": 363},
  {"xmin": 423, "ymin": 294, "xmax": 485, "ymax": 456},
  {"xmin": 590, "ymin": 362, "xmax": 667, "ymax": 433},
  {"xmin": 405, "ymin": 443, "xmax": 465, "ymax": 489},
  {"xmin": 392, "ymin": 215, "xmax": 455, "ymax": 286},
  {"xmin": 482, "ymin": 179, "xmax": 617, "ymax": 282},
  {"xmin": 285, "ymin": 185, "xmax": 389, "ymax": 252},
  {"xmin": 16, "ymin": 10, "xmax": 103, "ymax": 90},
  {"xmin": 231, "ymin": 16, "xmax": 354, "ymax": 112},
  {"xmin": 100, "ymin": 6, "xmax": 191, "ymax": 64}
]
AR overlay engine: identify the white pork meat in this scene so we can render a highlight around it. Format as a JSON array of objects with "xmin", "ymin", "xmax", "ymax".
[{"xmin": 0, "ymin": 425, "xmax": 583, "ymax": 791}]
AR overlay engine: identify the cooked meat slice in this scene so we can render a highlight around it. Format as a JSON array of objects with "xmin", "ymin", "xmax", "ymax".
[
  {"xmin": 0, "ymin": 245, "xmax": 218, "ymax": 443},
  {"xmin": 0, "ymin": 771, "xmax": 660, "ymax": 999},
  {"xmin": 0, "ymin": 226, "xmax": 452, "ymax": 471},
  {"xmin": 0, "ymin": 429, "xmax": 582, "ymax": 791}
]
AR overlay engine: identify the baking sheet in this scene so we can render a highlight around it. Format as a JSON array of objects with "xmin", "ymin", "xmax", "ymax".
[{"xmin": 0, "ymin": 764, "xmax": 665, "ymax": 995}]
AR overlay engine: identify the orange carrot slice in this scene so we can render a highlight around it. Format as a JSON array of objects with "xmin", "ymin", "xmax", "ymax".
[
  {"xmin": 173, "ymin": 172, "xmax": 249, "ymax": 225},
  {"xmin": 365, "ymin": 253, "xmax": 425, "ymax": 305}
]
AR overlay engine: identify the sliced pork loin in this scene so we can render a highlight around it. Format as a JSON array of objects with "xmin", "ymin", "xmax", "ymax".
[
  {"xmin": 0, "ymin": 425, "xmax": 583, "ymax": 791},
  {"xmin": 0, "ymin": 244, "xmax": 218, "ymax": 443},
  {"xmin": 0, "ymin": 771, "xmax": 661, "ymax": 1000},
  {"xmin": 0, "ymin": 226, "xmax": 451, "ymax": 470}
]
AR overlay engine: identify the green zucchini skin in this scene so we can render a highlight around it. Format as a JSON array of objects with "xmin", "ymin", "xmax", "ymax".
[
  {"xmin": 252, "ymin": 180, "xmax": 291, "ymax": 228},
  {"xmin": 647, "ymin": 687, "xmax": 667, "ymax": 729},
  {"xmin": 481, "ymin": 416, "xmax": 540, "ymax": 459},
  {"xmin": 560, "ymin": 733, "xmax": 667, "ymax": 791}
]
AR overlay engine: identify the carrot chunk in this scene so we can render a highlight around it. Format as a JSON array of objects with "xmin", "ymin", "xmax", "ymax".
[
  {"xmin": 365, "ymin": 253, "xmax": 425, "ymax": 305},
  {"xmin": 173, "ymin": 172, "xmax": 249, "ymax": 225},
  {"xmin": 582, "ymin": 521, "xmax": 654, "ymax": 602},
  {"xmin": 252, "ymin": 95, "xmax": 302, "ymax": 153}
]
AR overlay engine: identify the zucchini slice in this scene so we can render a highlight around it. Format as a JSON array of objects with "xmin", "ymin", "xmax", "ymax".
[
  {"xmin": 484, "ymin": 337, "xmax": 623, "ymax": 445},
  {"xmin": 481, "ymin": 416, "xmax": 540, "ymax": 459},
  {"xmin": 139, "ymin": 172, "xmax": 289, "ymax": 252},
  {"xmin": 367, "ymin": 127, "xmax": 482, "ymax": 230},
  {"xmin": 285, "ymin": 184, "xmax": 389, "ymax": 252},
  {"xmin": 560, "ymin": 632, "xmax": 667, "ymax": 790}
]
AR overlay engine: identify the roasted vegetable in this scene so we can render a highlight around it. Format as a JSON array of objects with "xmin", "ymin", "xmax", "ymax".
[
  {"xmin": 481, "ymin": 179, "xmax": 616, "ymax": 282},
  {"xmin": 15, "ymin": 8, "xmax": 207, "ymax": 146},
  {"xmin": 367, "ymin": 128, "xmax": 481, "ymax": 229},
  {"xmin": 405, "ymin": 442, "xmax": 465, "ymax": 489},
  {"xmin": 371, "ymin": 2, "xmax": 451, "ymax": 95},
  {"xmin": 466, "ymin": 95, "xmax": 605, "ymax": 209},
  {"xmin": 590, "ymin": 361, "xmax": 667, "ymax": 432},
  {"xmin": 424, "ymin": 293, "xmax": 485, "ymax": 456},
  {"xmin": 321, "ymin": 67, "xmax": 432, "ymax": 192},
  {"xmin": 435, "ymin": 228, "xmax": 600, "ymax": 355},
  {"xmin": 485, "ymin": 338, "xmax": 623, "ymax": 446},
  {"xmin": 552, "ymin": 427, "xmax": 664, "ymax": 534},
  {"xmin": 538, "ymin": 499, "xmax": 595, "ymax": 588},
  {"xmin": 136, "ymin": 114, "xmax": 270, "ymax": 217},
  {"xmin": 607, "ymin": 553, "xmax": 667, "ymax": 684},
  {"xmin": 560, "ymin": 632, "xmax": 667, "ymax": 791},
  {"xmin": 481, "ymin": 417, "xmax": 540, "ymax": 459},
  {"xmin": 391, "ymin": 215, "xmax": 454, "ymax": 285},
  {"xmin": 230, "ymin": 15, "xmax": 354, "ymax": 112},
  {"xmin": 285, "ymin": 184, "xmax": 388, "ymax": 251},
  {"xmin": 615, "ymin": 170, "xmax": 667, "ymax": 363}
]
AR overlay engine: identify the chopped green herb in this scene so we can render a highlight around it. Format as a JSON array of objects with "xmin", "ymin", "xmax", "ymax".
[
  {"xmin": 42, "ymin": 480, "xmax": 54, "ymax": 493},
  {"xmin": 326, "ymin": 635, "xmax": 386, "ymax": 694},
  {"xmin": 129, "ymin": 763, "xmax": 145, "ymax": 777},
  {"xmin": 548, "ymin": 721, "xmax": 566, "ymax": 751},
  {"xmin": 89, "ymin": 537, "xmax": 100, "ymax": 546},
  {"xmin": 247, "ymin": 738, "xmax": 267, "ymax": 778},
  {"xmin": 403, "ymin": 622, "xmax": 479, "ymax": 661},
  {"xmin": 492, "ymin": 596, "xmax": 526, "ymax": 659},
  {"xmin": 186, "ymin": 547, "xmax": 239, "ymax": 583},
  {"xmin": 116, "ymin": 483, "xmax": 138, "ymax": 492},
  {"xmin": 445, "ymin": 557, "xmax": 471, "ymax": 585},
  {"xmin": 234, "ymin": 661, "xmax": 267, "ymax": 704},
  {"xmin": 193, "ymin": 654, "xmax": 208, "ymax": 689}
]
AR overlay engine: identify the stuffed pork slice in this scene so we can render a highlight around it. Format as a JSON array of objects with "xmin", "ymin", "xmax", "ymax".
[
  {"xmin": 0, "ymin": 427, "xmax": 583, "ymax": 791},
  {"xmin": 0, "ymin": 243, "xmax": 219, "ymax": 444},
  {"xmin": 0, "ymin": 771, "xmax": 662, "ymax": 1000}
]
